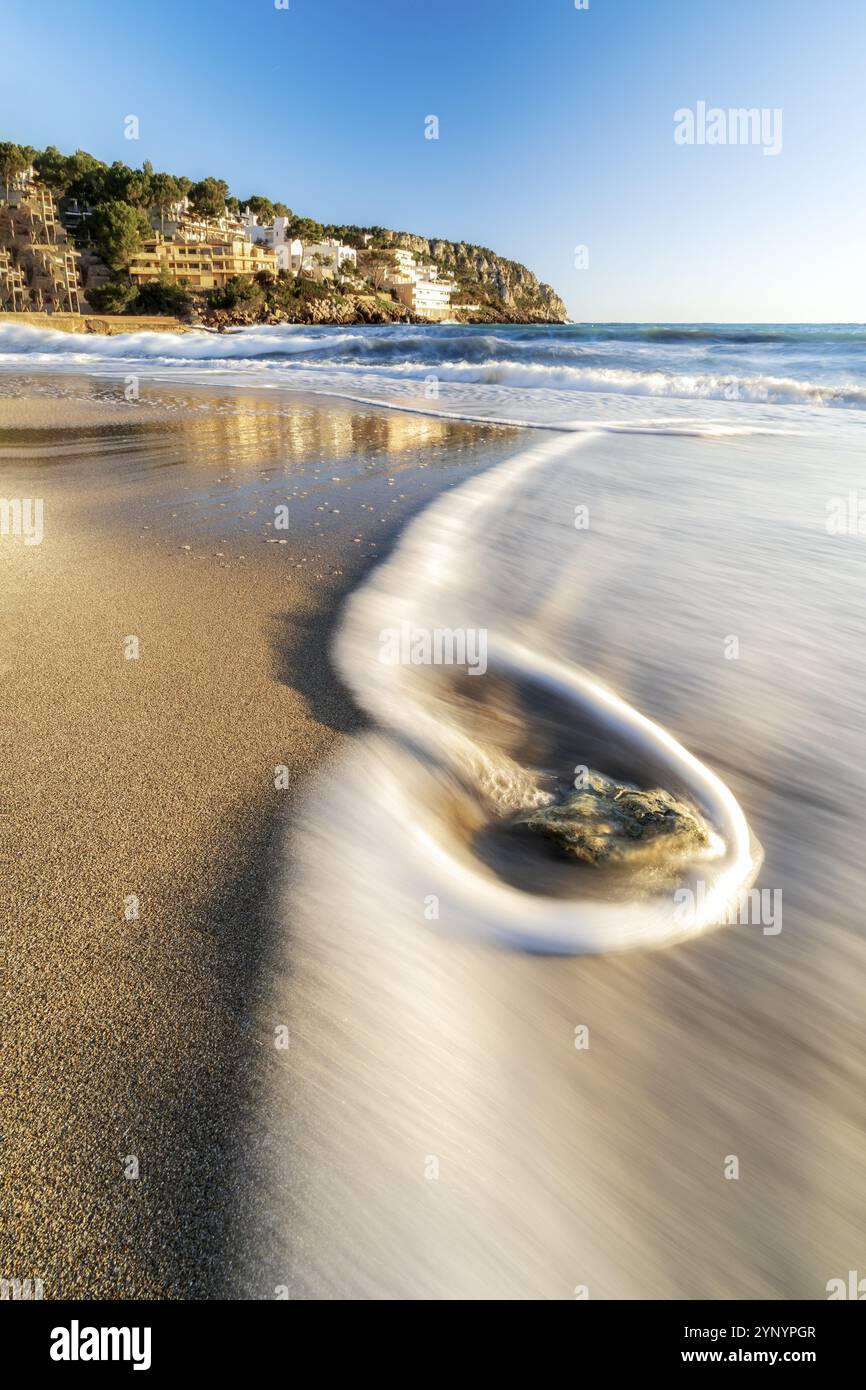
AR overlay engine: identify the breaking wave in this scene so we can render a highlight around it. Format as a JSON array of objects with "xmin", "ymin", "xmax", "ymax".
[{"xmin": 1, "ymin": 320, "xmax": 865, "ymax": 419}]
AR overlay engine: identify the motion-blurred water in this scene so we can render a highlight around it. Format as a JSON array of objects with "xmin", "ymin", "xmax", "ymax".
[
  {"xmin": 4, "ymin": 323, "xmax": 865, "ymax": 1297},
  {"xmin": 267, "ymin": 326, "xmax": 865, "ymax": 1297},
  {"xmin": 277, "ymin": 416, "xmax": 866, "ymax": 1297}
]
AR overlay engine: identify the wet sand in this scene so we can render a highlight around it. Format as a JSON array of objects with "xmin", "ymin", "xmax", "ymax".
[{"xmin": 1, "ymin": 374, "xmax": 521, "ymax": 1297}]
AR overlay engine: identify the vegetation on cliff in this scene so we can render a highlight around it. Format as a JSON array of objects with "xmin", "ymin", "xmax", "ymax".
[
  {"xmin": 325, "ymin": 226, "xmax": 568, "ymax": 323},
  {"xmin": 0, "ymin": 139, "xmax": 568, "ymax": 324}
]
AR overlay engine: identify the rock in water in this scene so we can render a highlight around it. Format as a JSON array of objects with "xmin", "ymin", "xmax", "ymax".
[{"xmin": 518, "ymin": 771, "xmax": 710, "ymax": 867}]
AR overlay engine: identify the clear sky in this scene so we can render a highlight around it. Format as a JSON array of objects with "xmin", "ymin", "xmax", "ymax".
[{"xmin": 1, "ymin": 0, "xmax": 863, "ymax": 321}]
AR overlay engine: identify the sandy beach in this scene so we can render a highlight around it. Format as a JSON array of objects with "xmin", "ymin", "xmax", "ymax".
[
  {"xmin": 4, "ymin": 354, "xmax": 865, "ymax": 1302},
  {"xmin": 1, "ymin": 374, "xmax": 521, "ymax": 1297}
]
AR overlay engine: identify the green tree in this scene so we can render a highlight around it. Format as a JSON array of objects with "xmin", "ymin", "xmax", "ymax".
[
  {"xmin": 33, "ymin": 145, "xmax": 73, "ymax": 197},
  {"xmin": 66, "ymin": 151, "xmax": 110, "ymax": 207},
  {"xmin": 99, "ymin": 161, "xmax": 151, "ymax": 208},
  {"xmin": 246, "ymin": 195, "xmax": 275, "ymax": 223},
  {"xmin": 273, "ymin": 202, "xmax": 290, "ymax": 219},
  {"xmin": 0, "ymin": 142, "xmax": 32, "ymax": 198},
  {"xmin": 86, "ymin": 279, "xmax": 138, "ymax": 314},
  {"xmin": 103, "ymin": 160, "xmax": 135, "ymax": 201},
  {"xmin": 188, "ymin": 177, "xmax": 228, "ymax": 235},
  {"xmin": 134, "ymin": 270, "xmax": 191, "ymax": 316},
  {"xmin": 149, "ymin": 172, "xmax": 181, "ymax": 232},
  {"xmin": 208, "ymin": 275, "xmax": 263, "ymax": 310},
  {"xmin": 123, "ymin": 167, "xmax": 153, "ymax": 209},
  {"xmin": 89, "ymin": 201, "xmax": 152, "ymax": 271}
]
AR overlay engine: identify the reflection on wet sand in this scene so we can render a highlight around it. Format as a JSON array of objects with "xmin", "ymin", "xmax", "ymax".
[{"xmin": 0, "ymin": 373, "xmax": 520, "ymax": 552}]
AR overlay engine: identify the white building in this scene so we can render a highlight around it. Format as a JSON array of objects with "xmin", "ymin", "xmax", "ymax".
[
  {"xmin": 389, "ymin": 248, "xmax": 416, "ymax": 279},
  {"xmin": 383, "ymin": 250, "xmax": 455, "ymax": 320},
  {"xmin": 410, "ymin": 265, "xmax": 456, "ymax": 318},
  {"xmin": 243, "ymin": 213, "xmax": 291, "ymax": 269},
  {"xmin": 299, "ymin": 237, "xmax": 357, "ymax": 279},
  {"xmin": 243, "ymin": 210, "xmax": 289, "ymax": 245},
  {"xmin": 244, "ymin": 217, "xmax": 357, "ymax": 278}
]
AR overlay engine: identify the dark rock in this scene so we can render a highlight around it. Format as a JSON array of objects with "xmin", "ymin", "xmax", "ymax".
[{"xmin": 517, "ymin": 771, "xmax": 710, "ymax": 866}]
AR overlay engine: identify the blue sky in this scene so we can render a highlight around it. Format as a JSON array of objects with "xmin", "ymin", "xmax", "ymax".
[{"xmin": 2, "ymin": 0, "xmax": 863, "ymax": 321}]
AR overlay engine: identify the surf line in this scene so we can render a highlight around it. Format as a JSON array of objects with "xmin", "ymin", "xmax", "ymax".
[{"xmin": 334, "ymin": 429, "xmax": 761, "ymax": 953}]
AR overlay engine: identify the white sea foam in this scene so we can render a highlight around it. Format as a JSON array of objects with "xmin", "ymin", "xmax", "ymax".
[
  {"xmin": 270, "ymin": 406, "xmax": 866, "ymax": 1297},
  {"xmin": 296, "ymin": 431, "xmax": 761, "ymax": 955},
  {"xmin": 2, "ymin": 322, "xmax": 865, "ymax": 435}
]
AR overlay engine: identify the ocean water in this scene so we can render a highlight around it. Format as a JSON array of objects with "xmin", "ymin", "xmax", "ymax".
[
  {"xmin": 4, "ymin": 321, "xmax": 865, "ymax": 1296},
  {"xmin": 2, "ymin": 320, "xmax": 866, "ymax": 429}
]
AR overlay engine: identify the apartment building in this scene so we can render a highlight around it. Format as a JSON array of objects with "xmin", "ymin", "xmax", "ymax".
[
  {"xmin": 383, "ymin": 249, "xmax": 455, "ymax": 320},
  {"xmin": 246, "ymin": 216, "xmax": 357, "ymax": 279},
  {"xmin": 0, "ymin": 246, "xmax": 26, "ymax": 310},
  {"xmin": 244, "ymin": 212, "xmax": 293, "ymax": 270},
  {"xmin": 128, "ymin": 234, "xmax": 277, "ymax": 289},
  {"xmin": 0, "ymin": 169, "xmax": 83, "ymax": 313},
  {"xmin": 300, "ymin": 237, "xmax": 357, "ymax": 279},
  {"xmin": 390, "ymin": 248, "xmax": 416, "ymax": 277},
  {"xmin": 407, "ymin": 266, "xmax": 456, "ymax": 319},
  {"xmin": 150, "ymin": 197, "xmax": 248, "ymax": 243}
]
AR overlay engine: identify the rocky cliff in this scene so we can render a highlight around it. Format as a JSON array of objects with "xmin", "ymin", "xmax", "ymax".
[
  {"xmin": 327, "ymin": 225, "xmax": 569, "ymax": 323},
  {"xmin": 395, "ymin": 233, "xmax": 567, "ymax": 322}
]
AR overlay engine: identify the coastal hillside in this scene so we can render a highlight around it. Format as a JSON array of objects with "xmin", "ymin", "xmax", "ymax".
[
  {"xmin": 0, "ymin": 138, "xmax": 568, "ymax": 325},
  {"xmin": 328, "ymin": 226, "xmax": 568, "ymax": 323}
]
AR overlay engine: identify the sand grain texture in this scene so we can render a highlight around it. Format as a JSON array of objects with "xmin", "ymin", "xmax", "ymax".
[{"xmin": 1, "ymin": 380, "xmax": 517, "ymax": 1296}]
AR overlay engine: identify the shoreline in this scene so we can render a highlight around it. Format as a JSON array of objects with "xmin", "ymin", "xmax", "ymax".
[
  {"xmin": 0, "ymin": 309, "xmax": 569, "ymax": 336},
  {"xmin": 0, "ymin": 311, "xmax": 192, "ymax": 336}
]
